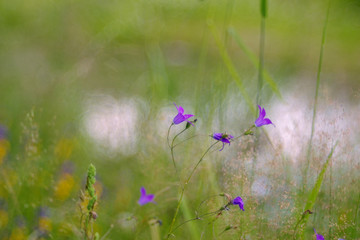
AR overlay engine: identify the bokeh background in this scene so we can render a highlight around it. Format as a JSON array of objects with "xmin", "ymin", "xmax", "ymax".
[{"xmin": 0, "ymin": 0, "xmax": 359, "ymax": 239}]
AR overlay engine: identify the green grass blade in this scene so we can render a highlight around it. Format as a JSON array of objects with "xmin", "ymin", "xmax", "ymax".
[
  {"xmin": 261, "ymin": 0, "xmax": 267, "ymax": 18},
  {"xmin": 298, "ymin": 142, "xmax": 337, "ymax": 239},
  {"xmin": 228, "ymin": 28, "xmax": 282, "ymax": 99},
  {"xmin": 208, "ymin": 22, "xmax": 256, "ymax": 115},
  {"xmin": 303, "ymin": 0, "xmax": 332, "ymax": 191}
]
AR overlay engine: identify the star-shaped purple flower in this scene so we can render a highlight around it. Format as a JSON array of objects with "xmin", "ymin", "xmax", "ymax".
[
  {"xmin": 255, "ymin": 105, "xmax": 275, "ymax": 127},
  {"xmin": 138, "ymin": 187, "xmax": 155, "ymax": 206},
  {"xmin": 212, "ymin": 133, "xmax": 234, "ymax": 151},
  {"xmin": 314, "ymin": 228, "xmax": 325, "ymax": 240},
  {"xmin": 173, "ymin": 103, "xmax": 194, "ymax": 125},
  {"xmin": 232, "ymin": 196, "xmax": 244, "ymax": 211}
]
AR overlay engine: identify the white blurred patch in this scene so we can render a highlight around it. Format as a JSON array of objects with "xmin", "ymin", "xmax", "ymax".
[
  {"xmin": 251, "ymin": 176, "xmax": 271, "ymax": 198},
  {"xmin": 83, "ymin": 95, "xmax": 139, "ymax": 156},
  {"xmin": 267, "ymin": 82, "xmax": 360, "ymax": 162}
]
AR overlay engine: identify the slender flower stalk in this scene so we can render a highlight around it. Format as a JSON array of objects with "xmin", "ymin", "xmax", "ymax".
[
  {"xmin": 167, "ymin": 127, "xmax": 252, "ymax": 238},
  {"xmin": 166, "ymin": 142, "xmax": 219, "ymax": 238},
  {"xmin": 167, "ymin": 104, "xmax": 196, "ymax": 172},
  {"xmin": 170, "ymin": 194, "xmax": 244, "ymax": 234},
  {"xmin": 167, "ymin": 123, "xmax": 174, "ymax": 148},
  {"xmin": 169, "ymin": 127, "xmax": 188, "ymax": 172}
]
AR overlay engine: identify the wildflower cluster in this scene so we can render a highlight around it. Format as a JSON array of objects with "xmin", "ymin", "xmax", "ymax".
[{"xmin": 137, "ymin": 103, "xmax": 274, "ymax": 238}]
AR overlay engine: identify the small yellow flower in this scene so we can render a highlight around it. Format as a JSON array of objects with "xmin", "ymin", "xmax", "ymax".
[
  {"xmin": 0, "ymin": 209, "xmax": 8, "ymax": 228},
  {"xmin": 54, "ymin": 173, "xmax": 75, "ymax": 201},
  {"xmin": 0, "ymin": 139, "xmax": 10, "ymax": 165},
  {"xmin": 39, "ymin": 216, "xmax": 52, "ymax": 232}
]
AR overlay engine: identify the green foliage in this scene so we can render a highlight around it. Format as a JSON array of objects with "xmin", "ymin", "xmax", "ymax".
[
  {"xmin": 228, "ymin": 28, "xmax": 282, "ymax": 100},
  {"xmin": 261, "ymin": 0, "xmax": 267, "ymax": 18},
  {"xmin": 297, "ymin": 143, "xmax": 337, "ymax": 239}
]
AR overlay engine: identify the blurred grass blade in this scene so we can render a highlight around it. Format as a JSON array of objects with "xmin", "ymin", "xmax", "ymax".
[
  {"xmin": 261, "ymin": 0, "xmax": 267, "ymax": 18},
  {"xmin": 149, "ymin": 220, "xmax": 161, "ymax": 240},
  {"xmin": 208, "ymin": 22, "xmax": 256, "ymax": 115},
  {"xmin": 298, "ymin": 142, "xmax": 337, "ymax": 239},
  {"xmin": 181, "ymin": 196, "xmax": 200, "ymax": 239},
  {"xmin": 304, "ymin": 0, "xmax": 332, "ymax": 191},
  {"xmin": 228, "ymin": 28, "xmax": 282, "ymax": 99}
]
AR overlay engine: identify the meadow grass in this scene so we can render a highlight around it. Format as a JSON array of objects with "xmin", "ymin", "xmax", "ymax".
[{"xmin": 0, "ymin": 0, "xmax": 359, "ymax": 239}]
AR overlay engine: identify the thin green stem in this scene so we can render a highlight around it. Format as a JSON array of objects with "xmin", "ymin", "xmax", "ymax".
[
  {"xmin": 173, "ymin": 135, "xmax": 201, "ymax": 148},
  {"xmin": 304, "ymin": 0, "xmax": 331, "ymax": 191},
  {"xmin": 257, "ymin": 17, "xmax": 266, "ymax": 107},
  {"xmin": 232, "ymin": 125, "xmax": 255, "ymax": 141},
  {"xmin": 170, "ymin": 128, "xmax": 187, "ymax": 172},
  {"xmin": 167, "ymin": 123, "xmax": 174, "ymax": 149},
  {"xmin": 186, "ymin": 142, "xmax": 219, "ymax": 184},
  {"xmin": 166, "ymin": 142, "xmax": 218, "ymax": 238},
  {"xmin": 171, "ymin": 208, "xmax": 223, "ymax": 234}
]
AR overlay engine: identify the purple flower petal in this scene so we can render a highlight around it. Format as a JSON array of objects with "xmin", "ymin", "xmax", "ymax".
[
  {"xmin": 222, "ymin": 138, "xmax": 231, "ymax": 144},
  {"xmin": 138, "ymin": 187, "xmax": 155, "ymax": 206},
  {"xmin": 314, "ymin": 229, "xmax": 325, "ymax": 240},
  {"xmin": 178, "ymin": 105, "xmax": 184, "ymax": 114},
  {"xmin": 172, "ymin": 103, "xmax": 193, "ymax": 124},
  {"xmin": 141, "ymin": 187, "xmax": 146, "ymax": 196},
  {"xmin": 232, "ymin": 196, "xmax": 244, "ymax": 211},
  {"xmin": 174, "ymin": 102, "xmax": 179, "ymax": 110},
  {"xmin": 254, "ymin": 118, "xmax": 263, "ymax": 127},
  {"xmin": 255, "ymin": 105, "xmax": 274, "ymax": 128},
  {"xmin": 258, "ymin": 105, "xmax": 265, "ymax": 119},
  {"xmin": 212, "ymin": 133, "xmax": 223, "ymax": 141},
  {"xmin": 212, "ymin": 133, "xmax": 234, "ymax": 151},
  {"xmin": 183, "ymin": 114, "xmax": 194, "ymax": 120},
  {"xmin": 219, "ymin": 142, "xmax": 225, "ymax": 151},
  {"xmin": 173, "ymin": 113, "xmax": 185, "ymax": 124},
  {"xmin": 263, "ymin": 118, "xmax": 275, "ymax": 127}
]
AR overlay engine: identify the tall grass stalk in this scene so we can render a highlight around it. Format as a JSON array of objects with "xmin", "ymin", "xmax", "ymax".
[
  {"xmin": 208, "ymin": 21, "xmax": 256, "ymax": 115},
  {"xmin": 257, "ymin": 0, "xmax": 267, "ymax": 107},
  {"xmin": 251, "ymin": 0, "xmax": 267, "ymax": 187},
  {"xmin": 228, "ymin": 28, "xmax": 282, "ymax": 99},
  {"xmin": 303, "ymin": 0, "xmax": 332, "ymax": 191},
  {"xmin": 295, "ymin": 142, "xmax": 337, "ymax": 239}
]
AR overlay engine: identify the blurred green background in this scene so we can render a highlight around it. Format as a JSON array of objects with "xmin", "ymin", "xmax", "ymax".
[{"xmin": 0, "ymin": 0, "xmax": 359, "ymax": 239}]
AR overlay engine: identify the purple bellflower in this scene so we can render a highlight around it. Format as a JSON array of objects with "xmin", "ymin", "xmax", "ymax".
[
  {"xmin": 212, "ymin": 133, "xmax": 234, "ymax": 151},
  {"xmin": 138, "ymin": 187, "xmax": 155, "ymax": 206},
  {"xmin": 173, "ymin": 103, "xmax": 194, "ymax": 125},
  {"xmin": 314, "ymin": 229, "xmax": 325, "ymax": 240},
  {"xmin": 255, "ymin": 105, "xmax": 275, "ymax": 127},
  {"xmin": 232, "ymin": 196, "xmax": 244, "ymax": 211}
]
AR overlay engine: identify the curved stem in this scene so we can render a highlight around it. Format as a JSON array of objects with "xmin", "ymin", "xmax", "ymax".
[
  {"xmin": 167, "ymin": 123, "xmax": 174, "ymax": 149},
  {"xmin": 186, "ymin": 142, "xmax": 219, "ymax": 184},
  {"xmin": 167, "ymin": 142, "xmax": 219, "ymax": 238},
  {"xmin": 171, "ymin": 209, "xmax": 223, "ymax": 234},
  {"xmin": 233, "ymin": 125, "xmax": 255, "ymax": 140},
  {"xmin": 170, "ymin": 128, "xmax": 187, "ymax": 172},
  {"xmin": 173, "ymin": 135, "xmax": 199, "ymax": 148}
]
